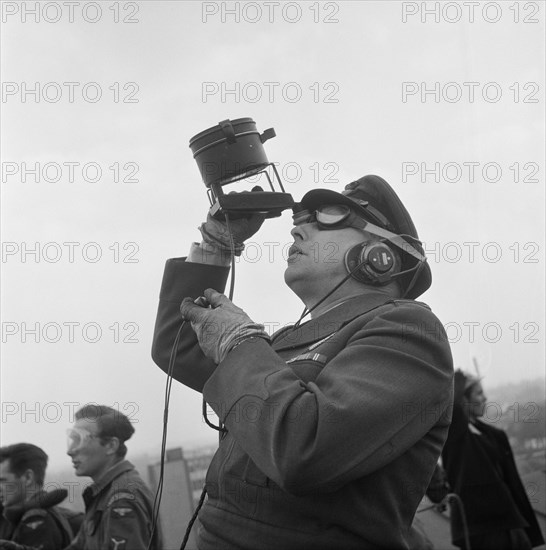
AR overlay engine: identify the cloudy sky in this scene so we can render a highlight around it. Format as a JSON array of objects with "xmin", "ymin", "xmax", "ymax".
[{"xmin": 1, "ymin": 1, "xmax": 544, "ymax": 470}]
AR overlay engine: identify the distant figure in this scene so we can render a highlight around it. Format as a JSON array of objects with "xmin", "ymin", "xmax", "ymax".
[
  {"xmin": 442, "ymin": 369, "xmax": 544, "ymax": 549},
  {"xmin": 64, "ymin": 404, "xmax": 161, "ymax": 550},
  {"xmin": 0, "ymin": 443, "xmax": 74, "ymax": 549}
]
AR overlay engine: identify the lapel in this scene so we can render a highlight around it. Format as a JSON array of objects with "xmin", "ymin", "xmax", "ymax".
[{"xmin": 273, "ymin": 293, "xmax": 393, "ymax": 352}]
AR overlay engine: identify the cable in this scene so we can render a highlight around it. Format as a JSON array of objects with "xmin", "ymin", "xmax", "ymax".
[
  {"xmin": 293, "ymin": 234, "xmax": 426, "ymax": 329},
  {"xmin": 179, "ymin": 485, "xmax": 208, "ymax": 550},
  {"xmin": 199, "ymin": 212, "xmax": 238, "ymax": 434},
  {"xmin": 293, "ymin": 250, "xmax": 389, "ymax": 329},
  {"xmin": 223, "ymin": 213, "xmax": 237, "ymax": 302},
  {"xmin": 179, "ymin": 211, "xmax": 238, "ymax": 549},
  {"xmin": 147, "ymin": 322, "xmax": 185, "ymax": 550}
]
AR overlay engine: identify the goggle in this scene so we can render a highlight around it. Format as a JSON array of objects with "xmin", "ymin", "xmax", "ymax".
[
  {"xmin": 293, "ymin": 203, "xmax": 426, "ymax": 263},
  {"xmin": 66, "ymin": 428, "xmax": 99, "ymax": 451},
  {"xmin": 292, "ymin": 204, "xmax": 378, "ymax": 230}
]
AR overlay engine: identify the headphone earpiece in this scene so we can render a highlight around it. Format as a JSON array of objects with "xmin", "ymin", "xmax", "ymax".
[{"xmin": 344, "ymin": 241, "xmax": 401, "ymax": 285}]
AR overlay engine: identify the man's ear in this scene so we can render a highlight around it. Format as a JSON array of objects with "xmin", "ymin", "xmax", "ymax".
[
  {"xmin": 22, "ymin": 468, "xmax": 35, "ymax": 487},
  {"xmin": 105, "ymin": 437, "xmax": 120, "ymax": 456}
]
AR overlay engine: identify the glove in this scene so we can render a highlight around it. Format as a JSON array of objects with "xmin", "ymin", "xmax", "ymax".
[
  {"xmin": 180, "ymin": 289, "xmax": 270, "ymax": 364},
  {"xmin": 198, "ymin": 208, "xmax": 265, "ymax": 256}
]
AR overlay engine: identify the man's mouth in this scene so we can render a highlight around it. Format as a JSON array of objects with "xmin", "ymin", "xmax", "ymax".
[{"xmin": 288, "ymin": 245, "xmax": 303, "ymax": 259}]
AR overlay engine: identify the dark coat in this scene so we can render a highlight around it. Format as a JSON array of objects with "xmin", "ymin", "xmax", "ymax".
[
  {"xmin": 0, "ymin": 489, "xmax": 73, "ymax": 549},
  {"xmin": 442, "ymin": 402, "xmax": 544, "ymax": 547},
  {"xmin": 152, "ymin": 258, "xmax": 454, "ymax": 550},
  {"xmin": 64, "ymin": 460, "xmax": 161, "ymax": 550}
]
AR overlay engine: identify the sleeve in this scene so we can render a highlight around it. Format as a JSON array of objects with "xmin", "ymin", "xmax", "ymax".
[
  {"xmin": 440, "ymin": 370, "xmax": 469, "ymax": 456},
  {"xmin": 13, "ymin": 510, "xmax": 64, "ymax": 550},
  {"xmin": 203, "ymin": 302, "xmax": 454, "ymax": 495},
  {"xmin": 151, "ymin": 257, "xmax": 230, "ymax": 392},
  {"xmin": 100, "ymin": 495, "xmax": 153, "ymax": 550}
]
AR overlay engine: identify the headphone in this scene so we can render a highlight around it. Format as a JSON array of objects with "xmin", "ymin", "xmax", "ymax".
[
  {"xmin": 344, "ymin": 222, "xmax": 427, "ymax": 287},
  {"xmin": 344, "ymin": 240, "xmax": 401, "ymax": 285}
]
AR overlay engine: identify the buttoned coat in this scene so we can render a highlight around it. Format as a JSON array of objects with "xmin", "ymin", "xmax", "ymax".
[{"xmin": 152, "ymin": 259, "xmax": 454, "ymax": 549}]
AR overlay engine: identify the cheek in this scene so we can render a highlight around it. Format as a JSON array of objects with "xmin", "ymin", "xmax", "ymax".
[{"xmin": 310, "ymin": 242, "xmax": 347, "ymax": 270}]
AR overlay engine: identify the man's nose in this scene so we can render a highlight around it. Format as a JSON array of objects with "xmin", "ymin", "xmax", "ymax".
[{"xmin": 291, "ymin": 223, "xmax": 314, "ymax": 239}]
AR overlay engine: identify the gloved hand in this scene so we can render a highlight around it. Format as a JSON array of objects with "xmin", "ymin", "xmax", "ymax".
[
  {"xmin": 180, "ymin": 289, "xmax": 270, "ymax": 364},
  {"xmin": 199, "ymin": 209, "xmax": 265, "ymax": 256}
]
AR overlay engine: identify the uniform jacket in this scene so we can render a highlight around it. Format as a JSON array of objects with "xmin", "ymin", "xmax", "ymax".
[
  {"xmin": 442, "ymin": 402, "xmax": 544, "ymax": 547},
  {"xmin": 65, "ymin": 460, "xmax": 160, "ymax": 550},
  {"xmin": 0, "ymin": 489, "xmax": 71, "ymax": 549},
  {"xmin": 152, "ymin": 258, "xmax": 454, "ymax": 550}
]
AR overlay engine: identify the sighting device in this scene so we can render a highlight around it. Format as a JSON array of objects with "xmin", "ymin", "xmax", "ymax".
[{"xmin": 189, "ymin": 117, "xmax": 294, "ymax": 219}]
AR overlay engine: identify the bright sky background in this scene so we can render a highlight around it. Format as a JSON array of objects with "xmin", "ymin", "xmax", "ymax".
[{"xmin": 1, "ymin": 1, "xmax": 545, "ymax": 472}]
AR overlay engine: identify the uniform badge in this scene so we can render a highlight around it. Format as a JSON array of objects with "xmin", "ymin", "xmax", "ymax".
[
  {"xmin": 25, "ymin": 519, "xmax": 44, "ymax": 530},
  {"xmin": 107, "ymin": 491, "xmax": 135, "ymax": 507},
  {"xmin": 110, "ymin": 537, "xmax": 127, "ymax": 550},
  {"xmin": 112, "ymin": 506, "xmax": 134, "ymax": 518}
]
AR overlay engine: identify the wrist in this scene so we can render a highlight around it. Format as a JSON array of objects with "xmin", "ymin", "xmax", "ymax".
[
  {"xmin": 230, "ymin": 332, "xmax": 271, "ymax": 351},
  {"xmin": 187, "ymin": 242, "xmax": 233, "ymax": 266},
  {"xmin": 199, "ymin": 223, "xmax": 245, "ymax": 256},
  {"xmin": 219, "ymin": 324, "xmax": 270, "ymax": 363}
]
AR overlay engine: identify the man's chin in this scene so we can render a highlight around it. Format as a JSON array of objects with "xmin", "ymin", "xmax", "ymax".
[
  {"xmin": 72, "ymin": 464, "xmax": 85, "ymax": 476},
  {"xmin": 284, "ymin": 263, "xmax": 304, "ymax": 285}
]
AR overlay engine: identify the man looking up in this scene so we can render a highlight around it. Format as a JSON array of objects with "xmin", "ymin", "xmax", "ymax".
[{"xmin": 152, "ymin": 174, "xmax": 454, "ymax": 549}]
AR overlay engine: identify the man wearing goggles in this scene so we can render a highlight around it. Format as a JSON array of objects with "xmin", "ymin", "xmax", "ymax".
[
  {"xmin": 64, "ymin": 405, "xmax": 161, "ymax": 550},
  {"xmin": 152, "ymin": 174, "xmax": 452, "ymax": 549}
]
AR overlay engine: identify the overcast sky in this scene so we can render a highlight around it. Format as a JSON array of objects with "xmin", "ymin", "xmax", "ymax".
[{"xmin": 1, "ymin": 1, "xmax": 544, "ymax": 471}]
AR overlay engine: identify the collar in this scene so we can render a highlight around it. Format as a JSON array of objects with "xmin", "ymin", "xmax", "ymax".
[
  {"xmin": 273, "ymin": 292, "xmax": 394, "ymax": 352},
  {"xmin": 2, "ymin": 489, "xmax": 67, "ymax": 524},
  {"xmin": 83, "ymin": 460, "xmax": 134, "ymax": 506},
  {"xmin": 309, "ymin": 291, "xmax": 374, "ymax": 319}
]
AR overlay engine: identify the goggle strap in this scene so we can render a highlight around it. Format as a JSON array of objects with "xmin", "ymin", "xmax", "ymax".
[
  {"xmin": 360, "ymin": 204, "xmax": 392, "ymax": 229},
  {"xmin": 362, "ymin": 222, "xmax": 425, "ymax": 262}
]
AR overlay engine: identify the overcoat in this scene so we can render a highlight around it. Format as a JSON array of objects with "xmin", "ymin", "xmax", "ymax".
[
  {"xmin": 152, "ymin": 258, "xmax": 454, "ymax": 549},
  {"xmin": 442, "ymin": 402, "xmax": 544, "ymax": 548}
]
